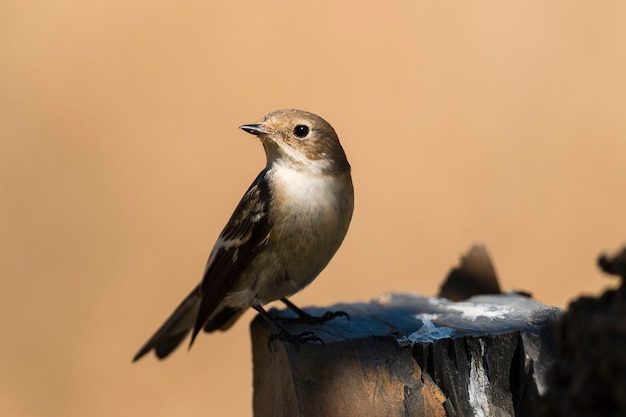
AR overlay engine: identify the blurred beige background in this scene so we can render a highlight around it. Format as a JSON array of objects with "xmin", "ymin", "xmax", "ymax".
[{"xmin": 2, "ymin": 1, "xmax": 625, "ymax": 416}]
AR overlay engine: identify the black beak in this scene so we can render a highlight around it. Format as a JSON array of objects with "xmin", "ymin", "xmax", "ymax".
[{"xmin": 239, "ymin": 124, "xmax": 271, "ymax": 136}]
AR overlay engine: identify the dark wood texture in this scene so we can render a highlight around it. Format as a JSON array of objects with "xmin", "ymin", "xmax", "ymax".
[
  {"xmin": 252, "ymin": 293, "xmax": 561, "ymax": 417},
  {"xmin": 439, "ymin": 244, "xmax": 502, "ymax": 301},
  {"xmin": 536, "ymin": 248, "xmax": 626, "ymax": 417}
]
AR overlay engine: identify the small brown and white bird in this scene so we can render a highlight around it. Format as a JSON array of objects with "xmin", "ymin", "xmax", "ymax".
[{"xmin": 133, "ymin": 109, "xmax": 354, "ymax": 361}]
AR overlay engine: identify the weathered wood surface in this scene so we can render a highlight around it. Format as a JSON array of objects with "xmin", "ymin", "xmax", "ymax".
[
  {"xmin": 536, "ymin": 248, "xmax": 626, "ymax": 417},
  {"xmin": 252, "ymin": 293, "xmax": 561, "ymax": 417}
]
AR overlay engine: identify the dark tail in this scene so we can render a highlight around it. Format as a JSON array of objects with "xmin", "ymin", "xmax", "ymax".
[{"xmin": 133, "ymin": 286, "xmax": 201, "ymax": 361}]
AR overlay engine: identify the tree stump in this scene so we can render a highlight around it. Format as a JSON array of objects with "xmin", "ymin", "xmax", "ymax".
[{"xmin": 251, "ymin": 293, "xmax": 561, "ymax": 417}]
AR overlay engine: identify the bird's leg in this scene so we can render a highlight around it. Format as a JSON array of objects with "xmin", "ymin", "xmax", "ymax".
[
  {"xmin": 279, "ymin": 298, "xmax": 350, "ymax": 324},
  {"xmin": 251, "ymin": 303, "xmax": 324, "ymax": 346}
]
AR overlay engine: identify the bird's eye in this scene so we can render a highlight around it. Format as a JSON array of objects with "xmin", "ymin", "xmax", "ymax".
[{"xmin": 293, "ymin": 125, "xmax": 310, "ymax": 138}]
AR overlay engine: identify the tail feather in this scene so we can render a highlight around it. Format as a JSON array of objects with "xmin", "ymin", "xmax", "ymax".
[
  {"xmin": 154, "ymin": 332, "xmax": 190, "ymax": 359},
  {"xmin": 203, "ymin": 306, "xmax": 245, "ymax": 332},
  {"xmin": 132, "ymin": 287, "xmax": 201, "ymax": 362}
]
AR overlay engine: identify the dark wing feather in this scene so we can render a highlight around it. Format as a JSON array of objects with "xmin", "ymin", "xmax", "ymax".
[{"xmin": 189, "ymin": 169, "xmax": 272, "ymax": 344}]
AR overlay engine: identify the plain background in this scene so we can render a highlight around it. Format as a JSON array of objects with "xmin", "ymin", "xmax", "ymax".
[{"xmin": 2, "ymin": 1, "xmax": 625, "ymax": 416}]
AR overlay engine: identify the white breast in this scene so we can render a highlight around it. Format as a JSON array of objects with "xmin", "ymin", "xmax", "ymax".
[
  {"xmin": 261, "ymin": 164, "xmax": 353, "ymax": 299},
  {"xmin": 272, "ymin": 164, "xmax": 343, "ymax": 210}
]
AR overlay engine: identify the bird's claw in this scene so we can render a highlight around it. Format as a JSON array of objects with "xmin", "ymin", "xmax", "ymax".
[
  {"xmin": 280, "ymin": 309, "xmax": 350, "ymax": 324},
  {"xmin": 320, "ymin": 310, "xmax": 350, "ymax": 322},
  {"xmin": 268, "ymin": 330, "xmax": 325, "ymax": 349}
]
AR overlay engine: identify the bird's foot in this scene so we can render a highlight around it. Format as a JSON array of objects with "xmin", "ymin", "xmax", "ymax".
[
  {"xmin": 280, "ymin": 309, "xmax": 350, "ymax": 324},
  {"xmin": 268, "ymin": 329, "xmax": 325, "ymax": 348},
  {"xmin": 279, "ymin": 298, "xmax": 350, "ymax": 324}
]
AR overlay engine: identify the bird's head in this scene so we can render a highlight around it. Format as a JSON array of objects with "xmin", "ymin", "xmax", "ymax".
[{"xmin": 240, "ymin": 109, "xmax": 350, "ymax": 174}]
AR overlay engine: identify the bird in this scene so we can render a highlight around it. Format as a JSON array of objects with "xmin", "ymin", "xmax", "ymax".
[{"xmin": 133, "ymin": 109, "xmax": 354, "ymax": 361}]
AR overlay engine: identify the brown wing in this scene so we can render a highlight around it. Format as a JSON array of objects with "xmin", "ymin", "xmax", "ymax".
[{"xmin": 189, "ymin": 169, "xmax": 272, "ymax": 345}]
